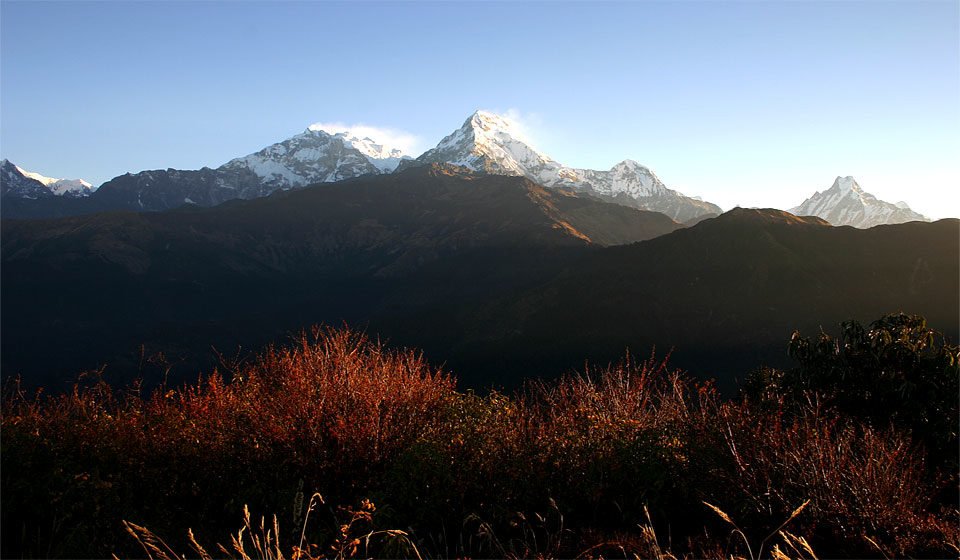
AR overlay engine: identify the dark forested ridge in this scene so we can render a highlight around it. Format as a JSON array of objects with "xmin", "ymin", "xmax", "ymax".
[
  {"xmin": 460, "ymin": 209, "xmax": 959, "ymax": 388},
  {"xmin": 2, "ymin": 167, "xmax": 957, "ymax": 392},
  {"xmin": 1, "ymin": 165, "xmax": 680, "ymax": 388}
]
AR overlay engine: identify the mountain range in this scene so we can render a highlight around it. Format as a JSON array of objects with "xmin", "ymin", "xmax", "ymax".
[
  {"xmin": 401, "ymin": 111, "xmax": 721, "ymax": 223},
  {"xmin": 1, "ymin": 164, "xmax": 682, "ymax": 387},
  {"xmin": 0, "ymin": 111, "xmax": 934, "ymax": 227},
  {"xmin": 2, "ymin": 110, "xmax": 951, "ymax": 389},
  {"xmin": 3, "ymin": 163, "xmax": 955, "ymax": 391}
]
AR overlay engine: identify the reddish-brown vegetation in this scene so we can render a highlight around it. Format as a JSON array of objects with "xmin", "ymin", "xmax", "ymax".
[{"xmin": 2, "ymin": 326, "xmax": 956, "ymax": 558}]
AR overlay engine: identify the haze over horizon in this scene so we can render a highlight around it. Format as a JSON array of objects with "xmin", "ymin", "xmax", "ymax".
[{"xmin": 1, "ymin": 1, "xmax": 957, "ymax": 219}]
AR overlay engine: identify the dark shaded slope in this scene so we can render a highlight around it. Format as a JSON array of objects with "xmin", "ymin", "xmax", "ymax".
[
  {"xmin": 446, "ymin": 209, "xmax": 958, "ymax": 390},
  {"xmin": 1, "ymin": 165, "xmax": 680, "ymax": 388},
  {"xmin": 88, "ymin": 166, "xmax": 265, "ymax": 212}
]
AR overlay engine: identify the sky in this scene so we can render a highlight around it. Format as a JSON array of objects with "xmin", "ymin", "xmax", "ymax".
[{"xmin": 1, "ymin": 1, "xmax": 957, "ymax": 219}]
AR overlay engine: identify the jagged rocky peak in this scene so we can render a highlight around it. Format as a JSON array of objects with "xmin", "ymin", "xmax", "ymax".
[
  {"xmin": 1, "ymin": 159, "xmax": 46, "ymax": 200},
  {"xmin": 606, "ymin": 160, "xmax": 668, "ymax": 196},
  {"xmin": 790, "ymin": 176, "xmax": 928, "ymax": 229},
  {"xmin": 833, "ymin": 176, "xmax": 862, "ymax": 193}
]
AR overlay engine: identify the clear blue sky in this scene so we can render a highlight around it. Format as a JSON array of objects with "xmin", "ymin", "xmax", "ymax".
[{"xmin": 2, "ymin": 1, "xmax": 957, "ymax": 218}]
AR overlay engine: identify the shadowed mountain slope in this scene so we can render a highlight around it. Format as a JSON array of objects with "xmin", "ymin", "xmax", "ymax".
[
  {"xmin": 3, "ymin": 170, "xmax": 955, "ymax": 392},
  {"xmin": 443, "ymin": 209, "xmax": 957, "ymax": 388},
  {"xmin": 1, "ymin": 164, "xmax": 681, "ymax": 388}
]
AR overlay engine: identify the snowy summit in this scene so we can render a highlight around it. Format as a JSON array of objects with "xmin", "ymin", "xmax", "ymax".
[
  {"xmin": 221, "ymin": 125, "xmax": 412, "ymax": 189},
  {"xmin": 306, "ymin": 124, "xmax": 409, "ymax": 173},
  {"xmin": 1, "ymin": 159, "xmax": 95, "ymax": 198},
  {"xmin": 790, "ymin": 176, "xmax": 929, "ymax": 228},
  {"xmin": 406, "ymin": 110, "xmax": 721, "ymax": 223}
]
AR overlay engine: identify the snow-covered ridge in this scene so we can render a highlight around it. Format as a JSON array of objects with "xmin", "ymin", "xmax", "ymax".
[
  {"xmin": 2, "ymin": 159, "xmax": 96, "ymax": 197},
  {"xmin": 4, "ymin": 116, "xmax": 932, "ymax": 228},
  {"xmin": 306, "ymin": 124, "xmax": 408, "ymax": 172},
  {"xmin": 834, "ymin": 175, "xmax": 859, "ymax": 193},
  {"xmin": 221, "ymin": 127, "xmax": 411, "ymax": 189},
  {"xmin": 14, "ymin": 163, "xmax": 94, "ymax": 196},
  {"xmin": 409, "ymin": 110, "xmax": 721, "ymax": 222},
  {"xmin": 790, "ymin": 176, "xmax": 928, "ymax": 228}
]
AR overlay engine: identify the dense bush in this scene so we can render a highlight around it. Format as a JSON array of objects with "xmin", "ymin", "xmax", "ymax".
[
  {"xmin": 2, "ymin": 322, "xmax": 956, "ymax": 558},
  {"xmin": 746, "ymin": 313, "xmax": 959, "ymax": 467},
  {"xmin": 699, "ymin": 400, "xmax": 952, "ymax": 558},
  {"xmin": 2, "ymin": 328, "xmax": 455, "ymax": 557}
]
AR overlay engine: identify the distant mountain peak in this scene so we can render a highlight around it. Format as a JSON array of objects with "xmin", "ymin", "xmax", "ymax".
[
  {"xmin": 2, "ymin": 113, "xmax": 718, "ymax": 221},
  {"xmin": 467, "ymin": 110, "xmax": 527, "ymax": 139},
  {"xmin": 408, "ymin": 110, "xmax": 557, "ymax": 179},
  {"xmin": 304, "ymin": 124, "xmax": 408, "ymax": 164},
  {"xmin": 791, "ymin": 177, "xmax": 928, "ymax": 228},
  {"xmin": 1, "ymin": 159, "xmax": 94, "ymax": 198},
  {"xmin": 218, "ymin": 124, "xmax": 411, "ymax": 190},
  {"xmin": 469, "ymin": 109, "xmax": 504, "ymax": 126},
  {"xmin": 611, "ymin": 160, "xmax": 658, "ymax": 178},
  {"xmin": 15, "ymin": 165, "xmax": 93, "ymax": 195},
  {"xmin": 406, "ymin": 111, "xmax": 721, "ymax": 222},
  {"xmin": 833, "ymin": 175, "xmax": 862, "ymax": 193}
]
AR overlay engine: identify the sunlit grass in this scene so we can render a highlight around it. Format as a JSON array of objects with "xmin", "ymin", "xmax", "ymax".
[{"xmin": 2, "ymin": 326, "xmax": 956, "ymax": 558}]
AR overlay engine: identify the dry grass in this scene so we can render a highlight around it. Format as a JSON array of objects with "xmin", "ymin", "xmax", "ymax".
[{"xmin": 2, "ymin": 326, "xmax": 955, "ymax": 558}]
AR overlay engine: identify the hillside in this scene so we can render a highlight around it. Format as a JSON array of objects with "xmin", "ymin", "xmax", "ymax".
[
  {"xmin": 447, "ymin": 209, "xmax": 958, "ymax": 388},
  {"xmin": 1, "ymin": 164, "xmax": 681, "ymax": 388}
]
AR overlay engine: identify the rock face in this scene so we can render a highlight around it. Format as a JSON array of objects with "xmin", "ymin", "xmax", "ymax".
[
  {"xmin": 91, "ymin": 166, "xmax": 267, "ymax": 212},
  {"xmin": 790, "ymin": 176, "xmax": 929, "ymax": 228},
  {"xmin": 1, "ymin": 159, "xmax": 94, "ymax": 199},
  {"xmin": 404, "ymin": 111, "xmax": 722, "ymax": 222}
]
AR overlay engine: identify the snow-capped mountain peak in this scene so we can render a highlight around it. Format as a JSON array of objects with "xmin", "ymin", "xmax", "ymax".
[
  {"xmin": 406, "ymin": 111, "xmax": 721, "ymax": 222},
  {"xmin": 610, "ymin": 159, "xmax": 659, "ymax": 181},
  {"xmin": 0, "ymin": 159, "xmax": 95, "ymax": 198},
  {"xmin": 605, "ymin": 160, "xmax": 669, "ymax": 197},
  {"xmin": 833, "ymin": 175, "xmax": 862, "ymax": 194},
  {"xmin": 413, "ymin": 110, "xmax": 559, "ymax": 179},
  {"xmin": 468, "ymin": 110, "xmax": 529, "ymax": 141},
  {"xmin": 790, "ymin": 176, "xmax": 928, "ymax": 228},
  {"xmin": 220, "ymin": 124, "xmax": 412, "ymax": 189},
  {"xmin": 305, "ymin": 124, "xmax": 408, "ymax": 169},
  {"xmin": 15, "ymin": 165, "xmax": 94, "ymax": 196}
]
